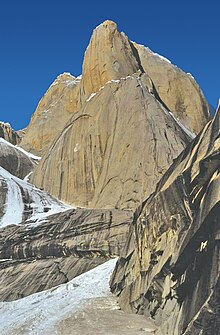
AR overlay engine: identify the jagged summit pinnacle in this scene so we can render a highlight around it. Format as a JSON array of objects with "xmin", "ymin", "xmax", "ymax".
[{"xmin": 94, "ymin": 20, "xmax": 118, "ymax": 31}]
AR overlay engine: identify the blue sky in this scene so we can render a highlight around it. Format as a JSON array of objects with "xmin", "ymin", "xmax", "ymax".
[{"xmin": 0, "ymin": 0, "xmax": 219, "ymax": 130}]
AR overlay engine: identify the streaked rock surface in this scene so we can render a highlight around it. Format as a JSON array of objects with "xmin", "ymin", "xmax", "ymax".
[
  {"xmin": 0, "ymin": 20, "xmax": 216, "ymax": 335},
  {"xmin": 132, "ymin": 43, "xmax": 210, "ymax": 134},
  {"xmin": 110, "ymin": 104, "xmax": 220, "ymax": 334},
  {"xmin": 80, "ymin": 21, "xmax": 210, "ymax": 135},
  {"xmin": 31, "ymin": 73, "xmax": 191, "ymax": 210},
  {"xmin": 0, "ymin": 121, "xmax": 21, "ymax": 145},
  {"xmin": 20, "ymin": 73, "xmax": 81, "ymax": 155},
  {"xmin": 79, "ymin": 20, "xmax": 141, "ymax": 104},
  {"xmin": 0, "ymin": 138, "xmax": 37, "ymax": 179},
  {"xmin": 0, "ymin": 207, "xmax": 132, "ymax": 301},
  {"xmin": 29, "ymin": 20, "xmax": 210, "ymax": 210}
]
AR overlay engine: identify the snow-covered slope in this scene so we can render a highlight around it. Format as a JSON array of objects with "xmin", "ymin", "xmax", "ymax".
[
  {"xmin": 0, "ymin": 166, "xmax": 71, "ymax": 228},
  {"xmin": 0, "ymin": 258, "xmax": 118, "ymax": 335}
]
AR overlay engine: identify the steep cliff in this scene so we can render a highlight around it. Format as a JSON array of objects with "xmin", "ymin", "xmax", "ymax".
[
  {"xmin": 79, "ymin": 20, "xmax": 141, "ymax": 104},
  {"xmin": 29, "ymin": 20, "xmax": 210, "ymax": 210},
  {"xmin": 20, "ymin": 73, "xmax": 81, "ymax": 155},
  {"xmin": 110, "ymin": 103, "xmax": 220, "ymax": 335},
  {"xmin": 0, "ymin": 121, "xmax": 21, "ymax": 145},
  {"xmin": 80, "ymin": 21, "xmax": 210, "ymax": 135},
  {"xmin": 0, "ymin": 20, "xmax": 216, "ymax": 335},
  {"xmin": 132, "ymin": 42, "xmax": 210, "ymax": 134},
  {"xmin": 31, "ymin": 73, "xmax": 191, "ymax": 210}
]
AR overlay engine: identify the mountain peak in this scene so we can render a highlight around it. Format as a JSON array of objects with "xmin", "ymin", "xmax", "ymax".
[{"xmin": 94, "ymin": 20, "xmax": 118, "ymax": 31}]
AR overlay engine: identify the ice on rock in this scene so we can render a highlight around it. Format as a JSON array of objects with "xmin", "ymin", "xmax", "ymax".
[{"xmin": 0, "ymin": 167, "xmax": 71, "ymax": 228}]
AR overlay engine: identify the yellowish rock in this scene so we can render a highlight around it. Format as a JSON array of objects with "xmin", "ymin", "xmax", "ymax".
[
  {"xmin": 79, "ymin": 20, "xmax": 140, "ymax": 104},
  {"xmin": 20, "ymin": 73, "xmax": 81, "ymax": 155},
  {"xmin": 132, "ymin": 42, "xmax": 210, "ymax": 134},
  {"xmin": 31, "ymin": 74, "xmax": 191, "ymax": 210}
]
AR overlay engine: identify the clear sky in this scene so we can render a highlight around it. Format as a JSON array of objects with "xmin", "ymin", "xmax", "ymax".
[{"xmin": 0, "ymin": 0, "xmax": 219, "ymax": 130}]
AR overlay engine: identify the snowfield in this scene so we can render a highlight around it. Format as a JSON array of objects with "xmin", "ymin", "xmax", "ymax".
[
  {"xmin": 0, "ymin": 166, "xmax": 71, "ymax": 228},
  {"xmin": 0, "ymin": 258, "xmax": 118, "ymax": 335}
]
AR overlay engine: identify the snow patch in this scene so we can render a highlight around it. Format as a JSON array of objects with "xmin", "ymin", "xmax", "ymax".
[
  {"xmin": 0, "ymin": 258, "xmax": 118, "ymax": 335},
  {"xmin": 15, "ymin": 146, "xmax": 41, "ymax": 161},
  {"xmin": 168, "ymin": 111, "xmax": 196, "ymax": 139},
  {"xmin": 0, "ymin": 167, "xmax": 71, "ymax": 228},
  {"xmin": 0, "ymin": 121, "xmax": 12, "ymax": 128},
  {"xmin": 0, "ymin": 138, "xmax": 41, "ymax": 161},
  {"xmin": 50, "ymin": 72, "xmax": 81, "ymax": 88},
  {"xmin": 86, "ymin": 92, "xmax": 97, "ymax": 102},
  {"xmin": 0, "ymin": 172, "xmax": 24, "ymax": 228},
  {"xmin": 106, "ymin": 79, "xmax": 121, "ymax": 84},
  {"xmin": 159, "ymin": 104, "xmax": 196, "ymax": 139},
  {"xmin": 94, "ymin": 22, "xmax": 104, "ymax": 31},
  {"xmin": 132, "ymin": 41, "xmax": 174, "ymax": 66},
  {"xmin": 143, "ymin": 45, "xmax": 172, "ymax": 64},
  {"xmin": 23, "ymin": 171, "xmax": 33, "ymax": 182},
  {"xmin": 86, "ymin": 75, "xmax": 135, "ymax": 103},
  {"xmin": 187, "ymin": 72, "xmax": 195, "ymax": 80},
  {"xmin": 74, "ymin": 143, "xmax": 81, "ymax": 153}
]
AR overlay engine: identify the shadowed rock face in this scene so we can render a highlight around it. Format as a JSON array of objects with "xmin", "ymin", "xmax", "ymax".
[
  {"xmin": 0, "ymin": 139, "xmax": 37, "ymax": 179},
  {"xmin": 0, "ymin": 207, "xmax": 132, "ymax": 301},
  {"xmin": 132, "ymin": 43, "xmax": 210, "ymax": 134},
  {"xmin": 110, "ymin": 104, "xmax": 220, "ymax": 334},
  {"xmin": 31, "ymin": 73, "xmax": 191, "ymax": 210},
  {"xmin": 0, "ymin": 122, "xmax": 21, "ymax": 145},
  {"xmin": 20, "ymin": 73, "xmax": 81, "ymax": 155}
]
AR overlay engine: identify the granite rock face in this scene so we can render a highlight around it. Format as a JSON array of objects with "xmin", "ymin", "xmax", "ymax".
[
  {"xmin": 0, "ymin": 138, "xmax": 37, "ymax": 179},
  {"xmin": 80, "ymin": 21, "xmax": 210, "ymax": 135},
  {"xmin": 79, "ymin": 20, "xmax": 141, "ymax": 104},
  {"xmin": 0, "ymin": 121, "xmax": 21, "ymax": 145},
  {"xmin": 29, "ymin": 20, "xmax": 210, "ymax": 210},
  {"xmin": 31, "ymin": 73, "xmax": 191, "ymax": 210},
  {"xmin": 0, "ymin": 20, "xmax": 216, "ymax": 335},
  {"xmin": 132, "ymin": 43, "xmax": 210, "ymax": 134},
  {"xmin": 0, "ymin": 207, "xmax": 132, "ymax": 301},
  {"xmin": 110, "ymin": 103, "xmax": 220, "ymax": 334},
  {"xmin": 20, "ymin": 73, "xmax": 81, "ymax": 155}
]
